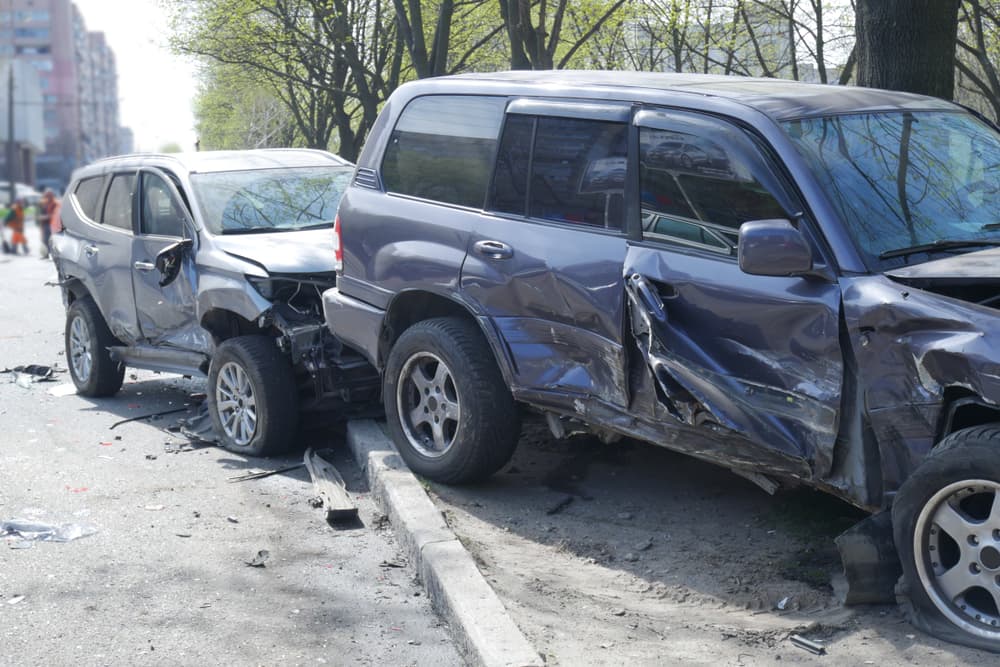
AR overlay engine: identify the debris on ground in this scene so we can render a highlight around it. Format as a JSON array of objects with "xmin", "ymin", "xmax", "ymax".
[
  {"xmin": 245, "ymin": 550, "xmax": 270, "ymax": 567},
  {"xmin": 790, "ymin": 634, "xmax": 827, "ymax": 655},
  {"xmin": 226, "ymin": 516, "xmax": 239, "ymax": 524},
  {"xmin": 776, "ymin": 596, "xmax": 791, "ymax": 610},
  {"xmin": 380, "ymin": 560, "xmax": 405, "ymax": 569},
  {"xmin": 545, "ymin": 495, "xmax": 574, "ymax": 515},
  {"xmin": 303, "ymin": 447, "xmax": 358, "ymax": 524},
  {"xmin": 110, "ymin": 407, "xmax": 189, "ymax": 430},
  {"xmin": 6, "ymin": 595, "xmax": 25, "ymax": 605},
  {"xmin": 47, "ymin": 383, "xmax": 77, "ymax": 397},
  {"xmin": 1, "ymin": 519, "xmax": 98, "ymax": 545},
  {"xmin": 4, "ymin": 364, "xmax": 59, "ymax": 389},
  {"xmin": 227, "ymin": 464, "xmax": 304, "ymax": 483},
  {"xmin": 172, "ymin": 399, "xmax": 218, "ymax": 444}
]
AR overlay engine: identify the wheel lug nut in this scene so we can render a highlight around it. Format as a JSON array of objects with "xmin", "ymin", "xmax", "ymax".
[
  {"xmin": 970, "ymin": 535, "xmax": 980, "ymax": 546},
  {"xmin": 971, "ymin": 563, "xmax": 982, "ymax": 574}
]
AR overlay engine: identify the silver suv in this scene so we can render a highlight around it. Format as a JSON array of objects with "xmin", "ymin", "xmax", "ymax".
[{"xmin": 52, "ymin": 149, "xmax": 377, "ymax": 455}]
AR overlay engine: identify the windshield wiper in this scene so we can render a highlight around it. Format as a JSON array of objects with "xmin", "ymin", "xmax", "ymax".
[
  {"xmin": 221, "ymin": 227, "xmax": 297, "ymax": 235},
  {"xmin": 878, "ymin": 239, "xmax": 1000, "ymax": 261}
]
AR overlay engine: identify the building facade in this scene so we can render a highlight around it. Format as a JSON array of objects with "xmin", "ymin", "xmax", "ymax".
[{"xmin": 0, "ymin": 0, "xmax": 130, "ymax": 192}]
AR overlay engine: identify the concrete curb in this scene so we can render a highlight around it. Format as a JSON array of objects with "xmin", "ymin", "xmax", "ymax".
[{"xmin": 347, "ymin": 420, "xmax": 541, "ymax": 667}]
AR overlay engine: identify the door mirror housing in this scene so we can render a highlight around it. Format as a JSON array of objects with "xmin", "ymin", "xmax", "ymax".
[
  {"xmin": 738, "ymin": 219, "xmax": 813, "ymax": 277},
  {"xmin": 155, "ymin": 238, "xmax": 193, "ymax": 287}
]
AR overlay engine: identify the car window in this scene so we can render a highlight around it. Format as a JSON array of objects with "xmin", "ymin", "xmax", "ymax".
[
  {"xmin": 140, "ymin": 172, "xmax": 188, "ymax": 237},
  {"xmin": 381, "ymin": 95, "xmax": 506, "ymax": 208},
  {"xmin": 101, "ymin": 173, "xmax": 135, "ymax": 231},
  {"xmin": 490, "ymin": 115, "xmax": 627, "ymax": 230},
  {"xmin": 73, "ymin": 175, "xmax": 105, "ymax": 221},
  {"xmin": 191, "ymin": 166, "xmax": 351, "ymax": 235},
  {"xmin": 639, "ymin": 113, "xmax": 787, "ymax": 253}
]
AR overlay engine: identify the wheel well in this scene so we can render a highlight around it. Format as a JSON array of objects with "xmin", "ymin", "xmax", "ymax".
[
  {"xmin": 940, "ymin": 389, "xmax": 1000, "ymax": 440},
  {"xmin": 63, "ymin": 278, "xmax": 89, "ymax": 304},
  {"xmin": 201, "ymin": 309, "xmax": 264, "ymax": 344},
  {"xmin": 379, "ymin": 291, "xmax": 472, "ymax": 365}
]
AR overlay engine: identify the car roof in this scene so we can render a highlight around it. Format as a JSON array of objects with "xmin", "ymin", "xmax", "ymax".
[
  {"xmin": 441, "ymin": 70, "xmax": 958, "ymax": 120},
  {"xmin": 78, "ymin": 148, "xmax": 352, "ymax": 178}
]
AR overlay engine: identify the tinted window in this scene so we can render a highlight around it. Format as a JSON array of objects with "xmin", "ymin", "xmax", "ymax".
[
  {"xmin": 639, "ymin": 113, "xmax": 787, "ymax": 252},
  {"xmin": 73, "ymin": 176, "xmax": 105, "ymax": 221},
  {"xmin": 140, "ymin": 172, "xmax": 187, "ymax": 237},
  {"xmin": 490, "ymin": 116, "xmax": 627, "ymax": 229},
  {"xmin": 382, "ymin": 95, "xmax": 505, "ymax": 208},
  {"xmin": 491, "ymin": 115, "xmax": 533, "ymax": 216},
  {"xmin": 102, "ymin": 174, "xmax": 135, "ymax": 231}
]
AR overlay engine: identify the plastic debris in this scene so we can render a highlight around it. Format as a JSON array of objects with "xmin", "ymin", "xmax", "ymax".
[
  {"xmin": 790, "ymin": 634, "xmax": 826, "ymax": 655},
  {"xmin": 776, "ymin": 596, "xmax": 791, "ymax": 610},
  {"xmin": 1, "ymin": 519, "xmax": 98, "ymax": 543},
  {"xmin": 245, "ymin": 550, "xmax": 270, "ymax": 567},
  {"xmin": 48, "ymin": 383, "xmax": 77, "ymax": 397}
]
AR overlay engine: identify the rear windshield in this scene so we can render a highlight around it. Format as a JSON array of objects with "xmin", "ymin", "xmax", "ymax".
[
  {"xmin": 782, "ymin": 110, "xmax": 1000, "ymax": 269},
  {"xmin": 191, "ymin": 166, "xmax": 353, "ymax": 235}
]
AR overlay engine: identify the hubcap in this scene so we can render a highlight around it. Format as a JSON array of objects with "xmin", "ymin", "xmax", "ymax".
[
  {"xmin": 915, "ymin": 480, "xmax": 1000, "ymax": 637},
  {"xmin": 216, "ymin": 362, "xmax": 257, "ymax": 446},
  {"xmin": 396, "ymin": 351, "xmax": 460, "ymax": 458},
  {"xmin": 69, "ymin": 315, "xmax": 92, "ymax": 383}
]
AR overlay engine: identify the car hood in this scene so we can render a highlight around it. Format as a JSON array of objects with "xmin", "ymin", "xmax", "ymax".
[
  {"xmin": 886, "ymin": 246, "xmax": 1000, "ymax": 285},
  {"xmin": 210, "ymin": 227, "xmax": 338, "ymax": 274}
]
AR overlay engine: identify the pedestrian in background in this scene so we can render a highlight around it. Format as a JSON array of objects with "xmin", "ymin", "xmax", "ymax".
[
  {"xmin": 3, "ymin": 198, "xmax": 29, "ymax": 255},
  {"xmin": 38, "ymin": 189, "xmax": 57, "ymax": 259}
]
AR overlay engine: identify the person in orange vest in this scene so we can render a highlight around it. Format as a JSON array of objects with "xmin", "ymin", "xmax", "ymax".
[
  {"xmin": 38, "ymin": 190, "xmax": 58, "ymax": 258},
  {"xmin": 3, "ymin": 198, "xmax": 28, "ymax": 255}
]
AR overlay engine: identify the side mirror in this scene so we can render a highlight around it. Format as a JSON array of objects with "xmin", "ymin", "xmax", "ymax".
[
  {"xmin": 738, "ymin": 219, "xmax": 813, "ymax": 277},
  {"xmin": 155, "ymin": 238, "xmax": 193, "ymax": 287}
]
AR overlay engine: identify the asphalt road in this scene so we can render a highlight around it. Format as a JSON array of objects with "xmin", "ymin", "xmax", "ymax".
[{"xmin": 0, "ymin": 227, "xmax": 460, "ymax": 666}]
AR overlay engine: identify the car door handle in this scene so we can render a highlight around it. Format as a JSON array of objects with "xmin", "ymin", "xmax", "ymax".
[
  {"xmin": 133, "ymin": 261, "xmax": 156, "ymax": 272},
  {"xmin": 83, "ymin": 244, "xmax": 98, "ymax": 257},
  {"xmin": 628, "ymin": 274, "xmax": 667, "ymax": 322},
  {"xmin": 473, "ymin": 240, "xmax": 513, "ymax": 260}
]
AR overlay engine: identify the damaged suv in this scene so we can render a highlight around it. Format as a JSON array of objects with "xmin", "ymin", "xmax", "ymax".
[
  {"xmin": 53, "ymin": 149, "xmax": 376, "ymax": 456},
  {"xmin": 324, "ymin": 72, "xmax": 1000, "ymax": 650}
]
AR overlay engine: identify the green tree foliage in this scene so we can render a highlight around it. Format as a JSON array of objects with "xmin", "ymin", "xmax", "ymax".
[{"xmin": 194, "ymin": 62, "xmax": 297, "ymax": 150}]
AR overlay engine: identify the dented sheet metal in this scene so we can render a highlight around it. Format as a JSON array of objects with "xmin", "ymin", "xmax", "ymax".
[
  {"xmin": 842, "ymin": 273, "xmax": 1000, "ymax": 494},
  {"xmin": 623, "ymin": 245, "xmax": 843, "ymax": 478}
]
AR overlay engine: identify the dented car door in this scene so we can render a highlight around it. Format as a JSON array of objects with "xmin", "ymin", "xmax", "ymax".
[
  {"xmin": 131, "ymin": 168, "xmax": 202, "ymax": 349},
  {"xmin": 625, "ymin": 109, "xmax": 844, "ymax": 474}
]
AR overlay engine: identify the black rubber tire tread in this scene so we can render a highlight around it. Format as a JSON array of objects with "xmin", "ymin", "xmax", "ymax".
[
  {"xmin": 892, "ymin": 424, "xmax": 1000, "ymax": 653},
  {"xmin": 383, "ymin": 316, "xmax": 521, "ymax": 484},
  {"xmin": 65, "ymin": 296, "xmax": 125, "ymax": 397},
  {"xmin": 207, "ymin": 335, "xmax": 298, "ymax": 457}
]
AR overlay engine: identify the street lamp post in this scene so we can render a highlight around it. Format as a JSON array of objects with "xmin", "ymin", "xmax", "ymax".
[{"xmin": 5, "ymin": 0, "xmax": 16, "ymax": 205}]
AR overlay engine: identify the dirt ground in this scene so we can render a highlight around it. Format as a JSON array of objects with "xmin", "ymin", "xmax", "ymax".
[{"xmin": 429, "ymin": 419, "xmax": 996, "ymax": 666}]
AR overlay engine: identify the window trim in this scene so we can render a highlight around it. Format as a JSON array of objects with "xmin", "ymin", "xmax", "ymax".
[
  {"xmin": 100, "ymin": 172, "xmax": 138, "ymax": 233},
  {"xmin": 137, "ymin": 168, "xmax": 195, "ymax": 240}
]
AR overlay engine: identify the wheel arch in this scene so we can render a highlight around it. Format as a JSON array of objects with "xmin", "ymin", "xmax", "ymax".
[
  {"xmin": 200, "ymin": 308, "xmax": 268, "ymax": 345},
  {"xmin": 938, "ymin": 389, "xmax": 1000, "ymax": 443},
  {"xmin": 379, "ymin": 289, "xmax": 516, "ymax": 386}
]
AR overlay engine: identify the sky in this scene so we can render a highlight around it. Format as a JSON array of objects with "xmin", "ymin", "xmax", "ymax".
[{"xmin": 73, "ymin": 0, "xmax": 198, "ymax": 153}]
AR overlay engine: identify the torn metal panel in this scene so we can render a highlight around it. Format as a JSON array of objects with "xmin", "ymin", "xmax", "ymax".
[
  {"xmin": 842, "ymin": 274, "xmax": 1000, "ymax": 495},
  {"xmin": 623, "ymin": 245, "xmax": 844, "ymax": 476}
]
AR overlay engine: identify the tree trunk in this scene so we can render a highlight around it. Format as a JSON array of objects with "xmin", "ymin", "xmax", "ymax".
[{"xmin": 855, "ymin": 0, "xmax": 961, "ymax": 99}]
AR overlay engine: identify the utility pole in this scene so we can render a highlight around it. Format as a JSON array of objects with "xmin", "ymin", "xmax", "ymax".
[
  {"xmin": 6, "ymin": 60, "xmax": 15, "ymax": 205},
  {"xmin": 5, "ymin": 0, "xmax": 15, "ymax": 206}
]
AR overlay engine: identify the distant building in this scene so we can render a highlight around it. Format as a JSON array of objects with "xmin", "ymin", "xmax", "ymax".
[{"xmin": 0, "ymin": 0, "xmax": 131, "ymax": 192}]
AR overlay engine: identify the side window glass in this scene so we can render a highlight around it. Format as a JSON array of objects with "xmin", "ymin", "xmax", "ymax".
[
  {"xmin": 102, "ymin": 173, "xmax": 135, "ymax": 231},
  {"xmin": 639, "ymin": 114, "xmax": 788, "ymax": 254},
  {"xmin": 140, "ymin": 172, "xmax": 187, "ymax": 237},
  {"xmin": 73, "ymin": 176, "xmax": 104, "ymax": 221},
  {"xmin": 490, "ymin": 115, "xmax": 533, "ymax": 216},
  {"xmin": 382, "ymin": 95, "xmax": 505, "ymax": 208},
  {"xmin": 529, "ymin": 117, "xmax": 627, "ymax": 229}
]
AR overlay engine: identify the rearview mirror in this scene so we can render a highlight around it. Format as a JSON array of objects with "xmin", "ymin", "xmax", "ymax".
[
  {"xmin": 738, "ymin": 219, "xmax": 813, "ymax": 277},
  {"xmin": 155, "ymin": 238, "xmax": 193, "ymax": 287}
]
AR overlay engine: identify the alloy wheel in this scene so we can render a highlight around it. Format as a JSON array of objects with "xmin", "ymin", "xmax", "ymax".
[
  {"xmin": 396, "ymin": 351, "xmax": 461, "ymax": 458},
  {"xmin": 69, "ymin": 315, "xmax": 93, "ymax": 383},
  {"xmin": 215, "ymin": 361, "xmax": 258, "ymax": 446}
]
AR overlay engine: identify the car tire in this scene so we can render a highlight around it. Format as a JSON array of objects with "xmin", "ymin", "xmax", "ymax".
[
  {"xmin": 65, "ymin": 296, "xmax": 125, "ymax": 397},
  {"xmin": 383, "ymin": 317, "xmax": 520, "ymax": 484},
  {"xmin": 893, "ymin": 425, "xmax": 1000, "ymax": 652},
  {"xmin": 207, "ymin": 335, "xmax": 298, "ymax": 457}
]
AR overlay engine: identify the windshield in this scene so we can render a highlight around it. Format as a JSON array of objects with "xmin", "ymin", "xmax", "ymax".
[
  {"xmin": 191, "ymin": 166, "xmax": 353, "ymax": 235},
  {"xmin": 782, "ymin": 111, "xmax": 1000, "ymax": 268}
]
